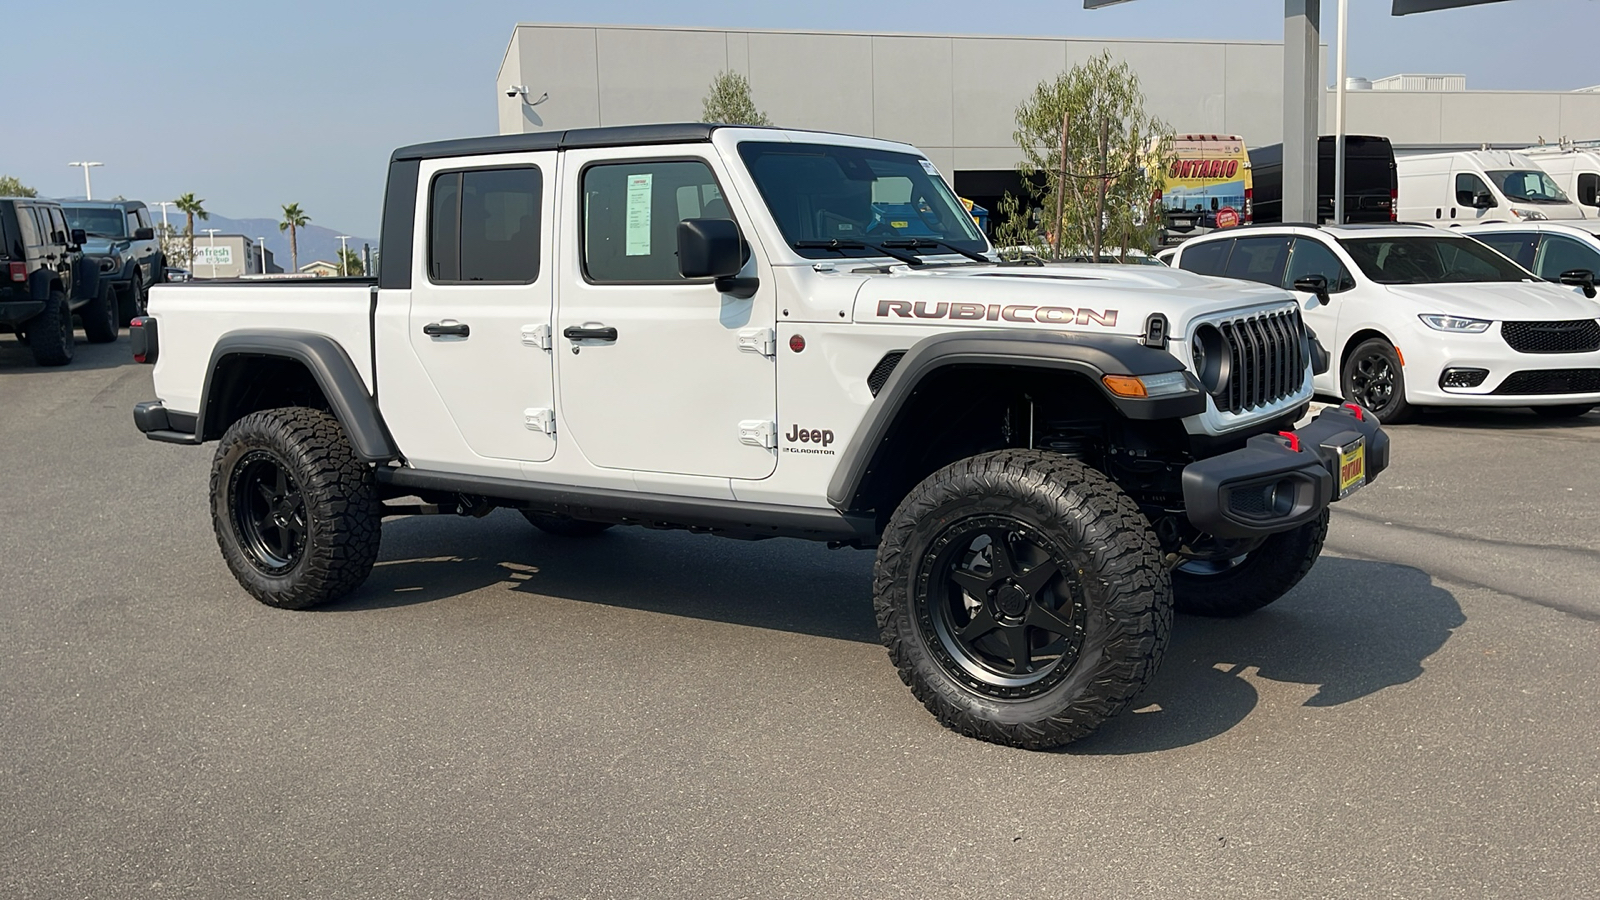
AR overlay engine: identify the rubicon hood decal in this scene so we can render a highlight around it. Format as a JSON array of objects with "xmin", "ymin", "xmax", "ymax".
[{"xmin": 877, "ymin": 299, "xmax": 1119, "ymax": 327}]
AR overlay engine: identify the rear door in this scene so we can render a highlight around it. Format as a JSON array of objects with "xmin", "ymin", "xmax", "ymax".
[
  {"xmin": 554, "ymin": 145, "xmax": 777, "ymax": 480},
  {"xmin": 404, "ymin": 152, "xmax": 558, "ymax": 465}
]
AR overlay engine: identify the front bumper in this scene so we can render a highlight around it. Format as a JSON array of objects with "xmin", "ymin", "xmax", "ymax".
[{"xmin": 1181, "ymin": 404, "xmax": 1389, "ymax": 538}]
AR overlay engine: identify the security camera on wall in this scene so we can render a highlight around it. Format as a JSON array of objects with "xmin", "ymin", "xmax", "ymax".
[{"xmin": 506, "ymin": 85, "xmax": 527, "ymax": 98}]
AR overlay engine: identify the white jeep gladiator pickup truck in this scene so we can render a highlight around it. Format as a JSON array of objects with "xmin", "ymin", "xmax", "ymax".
[{"xmin": 131, "ymin": 124, "xmax": 1389, "ymax": 748}]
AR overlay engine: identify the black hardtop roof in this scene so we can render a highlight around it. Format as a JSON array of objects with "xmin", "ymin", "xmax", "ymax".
[
  {"xmin": 0, "ymin": 196, "xmax": 62, "ymax": 206},
  {"xmin": 390, "ymin": 122, "xmax": 890, "ymax": 163},
  {"xmin": 61, "ymin": 199, "xmax": 147, "ymax": 209}
]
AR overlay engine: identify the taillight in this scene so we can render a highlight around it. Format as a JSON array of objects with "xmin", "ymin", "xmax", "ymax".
[
  {"xmin": 1244, "ymin": 188, "xmax": 1254, "ymax": 223},
  {"xmin": 7, "ymin": 262, "xmax": 24, "ymax": 282},
  {"xmin": 130, "ymin": 316, "xmax": 157, "ymax": 364},
  {"xmin": 1390, "ymin": 188, "xmax": 1398, "ymax": 222}
]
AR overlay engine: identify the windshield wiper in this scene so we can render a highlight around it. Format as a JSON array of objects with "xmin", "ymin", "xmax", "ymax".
[
  {"xmin": 793, "ymin": 239, "xmax": 925, "ymax": 267},
  {"xmin": 878, "ymin": 238, "xmax": 993, "ymax": 264}
]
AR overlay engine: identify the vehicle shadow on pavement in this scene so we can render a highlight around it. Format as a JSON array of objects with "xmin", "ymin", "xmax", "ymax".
[
  {"xmin": 1067, "ymin": 555, "xmax": 1464, "ymax": 755},
  {"xmin": 1410, "ymin": 407, "xmax": 1599, "ymax": 430},
  {"xmin": 0, "ymin": 333, "xmax": 135, "ymax": 372},
  {"xmin": 329, "ymin": 511, "xmax": 880, "ymax": 643}
]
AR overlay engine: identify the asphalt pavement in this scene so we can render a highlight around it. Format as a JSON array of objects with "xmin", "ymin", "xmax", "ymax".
[{"xmin": 3, "ymin": 333, "xmax": 1597, "ymax": 899}]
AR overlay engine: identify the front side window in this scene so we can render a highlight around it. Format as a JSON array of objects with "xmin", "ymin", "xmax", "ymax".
[
  {"xmin": 1455, "ymin": 173, "xmax": 1492, "ymax": 207},
  {"xmin": 1177, "ymin": 238, "xmax": 1232, "ymax": 276},
  {"xmin": 1339, "ymin": 236, "xmax": 1532, "ymax": 284},
  {"xmin": 738, "ymin": 142, "xmax": 984, "ymax": 259},
  {"xmin": 1576, "ymin": 173, "xmax": 1598, "ymax": 208},
  {"xmin": 581, "ymin": 160, "xmax": 725, "ymax": 283},
  {"xmin": 1486, "ymin": 169, "xmax": 1569, "ymax": 204},
  {"xmin": 1283, "ymin": 238, "xmax": 1355, "ymax": 292},
  {"xmin": 1472, "ymin": 233, "xmax": 1537, "ymax": 269},
  {"xmin": 428, "ymin": 166, "xmax": 541, "ymax": 283},
  {"xmin": 47, "ymin": 208, "xmax": 69, "ymax": 243},
  {"xmin": 1533, "ymin": 235, "xmax": 1600, "ymax": 281},
  {"xmin": 1222, "ymin": 236, "xmax": 1291, "ymax": 286}
]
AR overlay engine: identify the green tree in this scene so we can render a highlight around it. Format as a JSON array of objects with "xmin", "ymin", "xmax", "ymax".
[
  {"xmin": 279, "ymin": 203, "xmax": 310, "ymax": 273},
  {"xmin": 1, "ymin": 175, "xmax": 39, "ymax": 197},
  {"xmin": 337, "ymin": 247, "xmax": 364, "ymax": 277},
  {"xmin": 1006, "ymin": 50, "xmax": 1173, "ymax": 261},
  {"xmin": 700, "ymin": 71, "xmax": 771, "ymax": 126},
  {"xmin": 174, "ymin": 193, "xmax": 208, "ymax": 271}
]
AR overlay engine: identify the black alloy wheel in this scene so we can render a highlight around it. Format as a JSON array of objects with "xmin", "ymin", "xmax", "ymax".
[
  {"xmin": 916, "ymin": 516, "xmax": 1087, "ymax": 699},
  {"xmin": 229, "ymin": 450, "xmax": 309, "ymax": 573},
  {"xmin": 1342, "ymin": 338, "xmax": 1413, "ymax": 423}
]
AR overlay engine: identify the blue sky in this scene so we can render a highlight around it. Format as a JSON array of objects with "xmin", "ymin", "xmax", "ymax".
[{"xmin": 4, "ymin": 0, "xmax": 1594, "ymax": 238}]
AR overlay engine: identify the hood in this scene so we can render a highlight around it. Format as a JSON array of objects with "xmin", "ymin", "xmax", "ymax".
[
  {"xmin": 851, "ymin": 263, "xmax": 1293, "ymax": 336},
  {"xmin": 81, "ymin": 236, "xmax": 129, "ymax": 257},
  {"xmin": 1383, "ymin": 281, "xmax": 1600, "ymax": 321}
]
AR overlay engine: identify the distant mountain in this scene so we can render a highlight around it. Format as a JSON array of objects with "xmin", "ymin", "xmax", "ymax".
[{"xmin": 156, "ymin": 211, "xmax": 376, "ymax": 273}]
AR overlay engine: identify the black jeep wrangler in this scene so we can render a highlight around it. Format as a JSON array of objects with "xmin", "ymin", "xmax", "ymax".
[{"xmin": 0, "ymin": 197, "xmax": 111, "ymax": 366}]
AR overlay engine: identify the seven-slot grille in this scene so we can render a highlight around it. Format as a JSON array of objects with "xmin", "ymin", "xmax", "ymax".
[
  {"xmin": 1500, "ymin": 319, "xmax": 1600, "ymax": 354},
  {"xmin": 1214, "ymin": 308, "xmax": 1307, "ymax": 414}
]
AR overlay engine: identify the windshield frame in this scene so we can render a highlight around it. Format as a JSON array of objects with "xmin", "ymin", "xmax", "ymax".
[
  {"xmin": 1484, "ymin": 169, "xmax": 1571, "ymax": 204},
  {"xmin": 62, "ymin": 206, "xmax": 128, "ymax": 239},
  {"xmin": 736, "ymin": 140, "xmax": 990, "ymax": 262},
  {"xmin": 1337, "ymin": 234, "xmax": 1537, "ymax": 285}
]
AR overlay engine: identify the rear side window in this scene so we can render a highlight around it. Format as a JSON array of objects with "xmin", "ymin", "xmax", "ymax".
[
  {"xmin": 1533, "ymin": 235, "xmax": 1600, "ymax": 281},
  {"xmin": 1222, "ymin": 236, "xmax": 1292, "ymax": 286},
  {"xmin": 15, "ymin": 207, "xmax": 40, "ymax": 246},
  {"xmin": 1177, "ymin": 239, "xmax": 1231, "ymax": 276},
  {"xmin": 1473, "ymin": 233, "xmax": 1537, "ymax": 269},
  {"xmin": 428, "ymin": 166, "xmax": 542, "ymax": 284},
  {"xmin": 582, "ymin": 160, "xmax": 725, "ymax": 283}
]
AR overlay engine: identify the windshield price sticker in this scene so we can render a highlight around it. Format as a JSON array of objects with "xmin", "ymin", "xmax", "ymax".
[
  {"xmin": 919, "ymin": 159, "xmax": 940, "ymax": 176},
  {"xmin": 625, "ymin": 173, "xmax": 653, "ymax": 256}
]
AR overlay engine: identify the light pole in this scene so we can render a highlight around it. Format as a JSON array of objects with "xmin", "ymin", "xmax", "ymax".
[
  {"xmin": 1333, "ymin": 0, "xmax": 1350, "ymax": 225},
  {"xmin": 258, "ymin": 236, "xmax": 268, "ymax": 275},
  {"xmin": 201, "ymin": 227, "xmax": 220, "ymax": 278},
  {"xmin": 336, "ymin": 235, "xmax": 351, "ymax": 276},
  {"xmin": 153, "ymin": 201, "xmax": 175, "ymax": 231},
  {"xmin": 68, "ymin": 162, "xmax": 104, "ymax": 200}
]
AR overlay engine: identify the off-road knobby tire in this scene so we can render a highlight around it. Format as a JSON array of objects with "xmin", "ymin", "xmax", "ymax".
[
  {"xmin": 29, "ymin": 290, "xmax": 74, "ymax": 366},
  {"xmin": 119, "ymin": 278, "xmax": 147, "ymax": 327},
  {"xmin": 82, "ymin": 281, "xmax": 119, "ymax": 344},
  {"xmin": 519, "ymin": 510, "xmax": 614, "ymax": 537},
  {"xmin": 210, "ymin": 407, "xmax": 381, "ymax": 609},
  {"xmin": 874, "ymin": 450, "xmax": 1172, "ymax": 749},
  {"xmin": 1531, "ymin": 403, "xmax": 1595, "ymax": 420},
  {"xmin": 1173, "ymin": 509, "xmax": 1329, "ymax": 618}
]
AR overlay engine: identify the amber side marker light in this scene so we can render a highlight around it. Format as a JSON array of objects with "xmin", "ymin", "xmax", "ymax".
[{"xmin": 1101, "ymin": 375, "xmax": 1148, "ymax": 398}]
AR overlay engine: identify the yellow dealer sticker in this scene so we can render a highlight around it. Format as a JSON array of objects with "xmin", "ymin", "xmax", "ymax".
[{"xmin": 1337, "ymin": 440, "xmax": 1366, "ymax": 499}]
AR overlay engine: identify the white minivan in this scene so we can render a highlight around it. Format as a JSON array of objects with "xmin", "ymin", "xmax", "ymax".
[
  {"xmin": 1521, "ymin": 146, "xmax": 1600, "ymax": 214},
  {"xmin": 1396, "ymin": 149, "xmax": 1588, "ymax": 225}
]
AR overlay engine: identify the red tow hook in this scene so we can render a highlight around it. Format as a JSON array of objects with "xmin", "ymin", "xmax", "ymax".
[
  {"xmin": 1277, "ymin": 431, "xmax": 1302, "ymax": 452},
  {"xmin": 1343, "ymin": 403, "xmax": 1365, "ymax": 421}
]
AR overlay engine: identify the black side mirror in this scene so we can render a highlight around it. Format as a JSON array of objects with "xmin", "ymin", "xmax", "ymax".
[
  {"xmin": 678, "ymin": 218, "xmax": 757, "ymax": 298},
  {"xmin": 134, "ymin": 227, "xmax": 155, "ymax": 241},
  {"xmin": 1472, "ymin": 191, "xmax": 1496, "ymax": 210},
  {"xmin": 1293, "ymin": 274, "xmax": 1331, "ymax": 302},
  {"xmin": 70, "ymin": 228, "xmax": 87, "ymax": 246},
  {"xmin": 1559, "ymin": 268, "xmax": 1598, "ymax": 299}
]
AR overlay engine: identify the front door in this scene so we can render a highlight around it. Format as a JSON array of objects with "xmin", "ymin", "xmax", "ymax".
[
  {"xmin": 555, "ymin": 147, "xmax": 777, "ymax": 480},
  {"xmin": 405, "ymin": 152, "xmax": 558, "ymax": 464},
  {"xmin": 1282, "ymin": 237, "xmax": 1356, "ymax": 394}
]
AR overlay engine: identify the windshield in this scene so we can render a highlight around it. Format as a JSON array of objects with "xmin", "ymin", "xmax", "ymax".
[
  {"xmin": 1339, "ymin": 235, "xmax": 1534, "ymax": 284},
  {"xmin": 1485, "ymin": 169, "xmax": 1570, "ymax": 204},
  {"xmin": 737, "ymin": 142, "xmax": 987, "ymax": 259},
  {"xmin": 63, "ymin": 207, "xmax": 126, "ymax": 237}
]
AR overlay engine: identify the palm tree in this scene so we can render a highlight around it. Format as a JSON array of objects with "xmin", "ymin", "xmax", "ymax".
[
  {"xmin": 174, "ymin": 193, "xmax": 207, "ymax": 269},
  {"xmin": 279, "ymin": 203, "xmax": 310, "ymax": 273}
]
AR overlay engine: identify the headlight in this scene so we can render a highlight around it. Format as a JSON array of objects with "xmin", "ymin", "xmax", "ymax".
[
  {"xmin": 1190, "ymin": 324, "xmax": 1231, "ymax": 394},
  {"xmin": 97, "ymin": 257, "xmax": 117, "ymax": 272},
  {"xmin": 1510, "ymin": 208, "xmax": 1548, "ymax": 221},
  {"xmin": 1418, "ymin": 314, "xmax": 1492, "ymax": 333}
]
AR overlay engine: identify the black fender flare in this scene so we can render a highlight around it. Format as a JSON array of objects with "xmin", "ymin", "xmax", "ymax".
[
  {"xmin": 28, "ymin": 268, "xmax": 59, "ymax": 301},
  {"xmin": 825, "ymin": 330, "xmax": 1204, "ymax": 511},
  {"xmin": 199, "ymin": 330, "xmax": 397, "ymax": 463}
]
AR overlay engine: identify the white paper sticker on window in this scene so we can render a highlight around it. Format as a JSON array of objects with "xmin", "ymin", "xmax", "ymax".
[
  {"xmin": 919, "ymin": 159, "xmax": 939, "ymax": 176},
  {"xmin": 625, "ymin": 173, "xmax": 653, "ymax": 256}
]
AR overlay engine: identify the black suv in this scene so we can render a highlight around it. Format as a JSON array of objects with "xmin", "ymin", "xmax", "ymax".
[
  {"xmin": 62, "ymin": 200, "xmax": 163, "ymax": 324},
  {"xmin": 0, "ymin": 197, "xmax": 114, "ymax": 366}
]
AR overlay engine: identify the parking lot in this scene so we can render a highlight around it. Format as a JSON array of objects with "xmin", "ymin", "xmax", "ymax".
[{"xmin": 3, "ymin": 334, "xmax": 1598, "ymax": 899}]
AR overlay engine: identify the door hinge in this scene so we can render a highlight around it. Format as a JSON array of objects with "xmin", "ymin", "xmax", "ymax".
[
  {"xmin": 521, "ymin": 324, "xmax": 552, "ymax": 350},
  {"xmin": 737, "ymin": 327, "xmax": 776, "ymax": 357},
  {"xmin": 523, "ymin": 408, "xmax": 555, "ymax": 434},
  {"xmin": 738, "ymin": 420, "xmax": 776, "ymax": 449}
]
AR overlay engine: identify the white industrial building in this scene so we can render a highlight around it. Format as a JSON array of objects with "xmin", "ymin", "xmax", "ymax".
[{"xmin": 496, "ymin": 23, "xmax": 1600, "ymax": 216}]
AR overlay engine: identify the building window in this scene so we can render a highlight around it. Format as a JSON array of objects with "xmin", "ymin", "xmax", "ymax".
[{"xmin": 428, "ymin": 166, "xmax": 542, "ymax": 284}]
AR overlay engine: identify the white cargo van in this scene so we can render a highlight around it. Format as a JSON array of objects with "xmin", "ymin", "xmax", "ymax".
[
  {"xmin": 1396, "ymin": 149, "xmax": 1587, "ymax": 224},
  {"xmin": 1522, "ymin": 146, "xmax": 1600, "ymax": 214}
]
